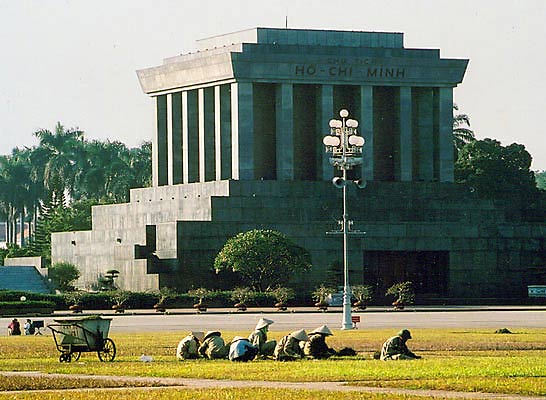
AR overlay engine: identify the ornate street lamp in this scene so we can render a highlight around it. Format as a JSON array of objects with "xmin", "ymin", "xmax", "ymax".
[{"xmin": 323, "ymin": 109, "xmax": 366, "ymax": 330}]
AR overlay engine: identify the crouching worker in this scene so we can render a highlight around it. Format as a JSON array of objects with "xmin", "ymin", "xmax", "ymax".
[
  {"xmin": 380, "ymin": 329, "xmax": 421, "ymax": 360},
  {"xmin": 198, "ymin": 331, "xmax": 229, "ymax": 359},
  {"xmin": 229, "ymin": 336, "xmax": 258, "ymax": 362},
  {"xmin": 304, "ymin": 325, "xmax": 336, "ymax": 359},
  {"xmin": 248, "ymin": 318, "xmax": 276, "ymax": 358},
  {"xmin": 176, "ymin": 331, "xmax": 205, "ymax": 360},
  {"xmin": 273, "ymin": 329, "xmax": 308, "ymax": 361}
]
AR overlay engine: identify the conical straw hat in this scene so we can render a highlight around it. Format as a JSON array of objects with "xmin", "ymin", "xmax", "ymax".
[
  {"xmin": 191, "ymin": 331, "xmax": 205, "ymax": 341},
  {"xmin": 204, "ymin": 330, "xmax": 221, "ymax": 339},
  {"xmin": 255, "ymin": 318, "xmax": 274, "ymax": 330},
  {"xmin": 290, "ymin": 329, "xmax": 309, "ymax": 341},
  {"xmin": 311, "ymin": 325, "xmax": 333, "ymax": 336}
]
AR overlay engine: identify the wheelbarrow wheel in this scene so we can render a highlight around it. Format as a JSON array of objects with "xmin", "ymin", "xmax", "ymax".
[
  {"xmin": 97, "ymin": 338, "xmax": 116, "ymax": 362},
  {"xmin": 72, "ymin": 352, "xmax": 81, "ymax": 361},
  {"xmin": 59, "ymin": 353, "xmax": 72, "ymax": 363}
]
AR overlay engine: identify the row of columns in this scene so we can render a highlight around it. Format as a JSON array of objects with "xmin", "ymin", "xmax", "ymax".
[{"xmin": 152, "ymin": 82, "xmax": 454, "ymax": 187}]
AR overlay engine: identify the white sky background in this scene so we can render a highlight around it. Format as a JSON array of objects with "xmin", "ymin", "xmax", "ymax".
[{"xmin": 1, "ymin": 0, "xmax": 545, "ymax": 170}]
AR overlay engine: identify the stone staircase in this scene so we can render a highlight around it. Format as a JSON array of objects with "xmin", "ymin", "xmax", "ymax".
[{"xmin": 0, "ymin": 266, "xmax": 51, "ymax": 293}]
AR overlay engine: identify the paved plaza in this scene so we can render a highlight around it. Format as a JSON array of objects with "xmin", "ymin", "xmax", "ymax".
[{"xmin": 3, "ymin": 306, "xmax": 545, "ymax": 335}]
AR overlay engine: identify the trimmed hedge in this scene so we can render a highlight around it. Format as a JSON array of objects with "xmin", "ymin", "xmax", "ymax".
[
  {"xmin": 0, "ymin": 289, "xmax": 314, "ymax": 310},
  {"xmin": 0, "ymin": 300, "xmax": 56, "ymax": 316}
]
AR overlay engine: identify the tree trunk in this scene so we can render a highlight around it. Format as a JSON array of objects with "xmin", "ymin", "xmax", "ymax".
[{"xmin": 19, "ymin": 210, "xmax": 25, "ymax": 247}]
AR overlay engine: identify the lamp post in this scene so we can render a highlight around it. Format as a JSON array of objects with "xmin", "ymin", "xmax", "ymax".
[{"xmin": 323, "ymin": 109, "xmax": 366, "ymax": 330}]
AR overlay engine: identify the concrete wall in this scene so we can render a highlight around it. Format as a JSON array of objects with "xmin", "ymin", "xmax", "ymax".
[{"xmin": 52, "ymin": 180, "xmax": 546, "ymax": 299}]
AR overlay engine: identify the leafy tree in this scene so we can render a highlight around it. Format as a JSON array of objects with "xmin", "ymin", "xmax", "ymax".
[
  {"xmin": 269, "ymin": 286, "xmax": 295, "ymax": 305},
  {"xmin": 386, "ymin": 281, "xmax": 415, "ymax": 306},
  {"xmin": 214, "ymin": 229, "xmax": 312, "ymax": 291},
  {"xmin": 230, "ymin": 287, "xmax": 254, "ymax": 305},
  {"xmin": 312, "ymin": 284, "xmax": 336, "ymax": 304},
  {"xmin": 536, "ymin": 171, "xmax": 546, "ymax": 191},
  {"xmin": 455, "ymin": 138, "xmax": 537, "ymax": 199},
  {"xmin": 0, "ymin": 122, "xmax": 152, "ymax": 266},
  {"xmin": 48, "ymin": 261, "xmax": 81, "ymax": 292},
  {"xmin": 77, "ymin": 140, "xmax": 150, "ymax": 202},
  {"xmin": 31, "ymin": 122, "xmax": 85, "ymax": 203},
  {"xmin": 453, "ymin": 103, "xmax": 475, "ymax": 153},
  {"xmin": 0, "ymin": 149, "xmax": 36, "ymax": 246}
]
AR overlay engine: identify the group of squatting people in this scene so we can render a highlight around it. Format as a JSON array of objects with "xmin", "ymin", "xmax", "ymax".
[{"xmin": 176, "ymin": 317, "xmax": 420, "ymax": 362}]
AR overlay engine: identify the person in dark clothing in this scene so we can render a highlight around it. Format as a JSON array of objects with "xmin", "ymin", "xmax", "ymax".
[
  {"xmin": 7, "ymin": 319, "xmax": 21, "ymax": 336},
  {"xmin": 380, "ymin": 329, "xmax": 421, "ymax": 360},
  {"xmin": 304, "ymin": 325, "xmax": 336, "ymax": 359}
]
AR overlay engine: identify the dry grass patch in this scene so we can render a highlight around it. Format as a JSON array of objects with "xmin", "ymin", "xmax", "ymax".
[
  {"xmin": 1, "ymin": 328, "xmax": 546, "ymax": 396},
  {"xmin": 0, "ymin": 388, "xmax": 454, "ymax": 400}
]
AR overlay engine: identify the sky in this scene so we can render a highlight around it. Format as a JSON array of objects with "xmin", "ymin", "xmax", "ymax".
[{"xmin": 1, "ymin": 0, "xmax": 545, "ymax": 171}]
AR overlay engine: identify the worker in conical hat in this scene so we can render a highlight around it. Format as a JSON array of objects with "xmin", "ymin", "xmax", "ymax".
[
  {"xmin": 255, "ymin": 318, "xmax": 274, "ymax": 330},
  {"xmin": 273, "ymin": 329, "xmax": 308, "ymax": 361},
  {"xmin": 198, "ymin": 331, "xmax": 229, "ymax": 359},
  {"xmin": 228, "ymin": 336, "xmax": 258, "ymax": 362},
  {"xmin": 248, "ymin": 318, "xmax": 276, "ymax": 358},
  {"xmin": 304, "ymin": 325, "xmax": 336, "ymax": 359},
  {"xmin": 380, "ymin": 329, "xmax": 421, "ymax": 360},
  {"xmin": 176, "ymin": 331, "xmax": 205, "ymax": 360}
]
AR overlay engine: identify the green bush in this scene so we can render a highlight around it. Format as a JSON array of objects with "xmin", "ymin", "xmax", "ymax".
[
  {"xmin": 0, "ymin": 300, "xmax": 56, "ymax": 313},
  {"xmin": 0, "ymin": 290, "xmax": 65, "ymax": 309},
  {"xmin": 0, "ymin": 288, "xmax": 315, "ymax": 310}
]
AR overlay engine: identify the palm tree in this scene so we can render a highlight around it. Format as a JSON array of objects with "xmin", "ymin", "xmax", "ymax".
[
  {"xmin": 31, "ymin": 122, "xmax": 85, "ymax": 204},
  {"xmin": 129, "ymin": 141, "xmax": 152, "ymax": 189},
  {"xmin": 453, "ymin": 103, "xmax": 475, "ymax": 153},
  {"xmin": 0, "ymin": 150, "xmax": 33, "ymax": 246}
]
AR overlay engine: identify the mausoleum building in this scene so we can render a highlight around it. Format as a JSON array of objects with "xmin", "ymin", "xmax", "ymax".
[{"xmin": 52, "ymin": 28, "xmax": 546, "ymax": 301}]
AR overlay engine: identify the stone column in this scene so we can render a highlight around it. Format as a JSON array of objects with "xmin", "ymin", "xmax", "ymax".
[
  {"xmin": 214, "ymin": 86, "xmax": 222, "ymax": 181},
  {"xmin": 170, "ymin": 92, "xmax": 183, "ymax": 184},
  {"xmin": 415, "ymin": 88, "xmax": 434, "ymax": 181},
  {"xmin": 438, "ymin": 87, "xmax": 454, "ymax": 182},
  {"xmin": 219, "ymin": 85, "xmax": 232, "ymax": 180},
  {"xmin": 203, "ymin": 87, "xmax": 215, "ymax": 182},
  {"xmin": 186, "ymin": 90, "xmax": 199, "ymax": 183},
  {"xmin": 360, "ymin": 86, "xmax": 374, "ymax": 181},
  {"xmin": 231, "ymin": 82, "xmax": 254, "ymax": 180},
  {"xmin": 198, "ymin": 88, "xmax": 205, "ymax": 182},
  {"xmin": 166, "ymin": 94, "xmax": 173, "ymax": 185},
  {"xmin": 181, "ymin": 91, "xmax": 189, "ymax": 183},
  {"xmin": 398, "ymin": 86, "xmax": 413, "ymax": 181},
  {"xmin": 276, "ymin": 83, "xmax": 294, "ymax": 180},
  {"xmin": 318, "ymin": 85, "xmax": 333, "ymax": 181},
  {"xmin": 154, "ymin": 95, "xmax": 168, "ymax": 186}
]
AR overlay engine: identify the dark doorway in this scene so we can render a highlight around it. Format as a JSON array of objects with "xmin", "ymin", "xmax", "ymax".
[{"xmin": 363, "ymin": 251, "xmax": 449, "ymax": 300}]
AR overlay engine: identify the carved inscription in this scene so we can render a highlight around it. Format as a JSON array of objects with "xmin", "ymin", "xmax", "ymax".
[{"xmin": 294, "ymin": 61, "xmax": 406, "ymax": 80}]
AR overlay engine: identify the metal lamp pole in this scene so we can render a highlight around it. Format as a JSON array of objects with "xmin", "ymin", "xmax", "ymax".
[{"xmin": 323, "ymin": 109, "xmax": 365, "ymax": 330}]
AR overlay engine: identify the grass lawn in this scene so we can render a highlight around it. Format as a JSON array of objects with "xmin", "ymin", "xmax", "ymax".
[{"xmin": 0, "ymin": 328, "xmax": 545, "ymax": 399}]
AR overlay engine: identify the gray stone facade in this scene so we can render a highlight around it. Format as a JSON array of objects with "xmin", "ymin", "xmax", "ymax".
[{"xmin": 51, "ymin": 28, "xmax": 545, "ymax": 300}]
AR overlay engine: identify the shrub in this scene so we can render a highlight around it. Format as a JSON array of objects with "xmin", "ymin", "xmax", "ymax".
[
  {"xmin": 386, "ymin": 281, "xmax": 415, "ymax": 305},
  {"xmin": 269, "ymin": 286, "xmax": 295, "ymax": 305},
  {"xmin": 312, "ymin": 284, "xmax": 336, "ymax": 304},
  {"xmin": 0, "ymin": 300, "xmax": 56, "ymax": 314},
  {"xmin": 352, "ymin": 285, "xmax": 374, "ymax": 304},
  {"xmin": 230, "ymin": 287, "xmax": 254, "ymax": 305}
]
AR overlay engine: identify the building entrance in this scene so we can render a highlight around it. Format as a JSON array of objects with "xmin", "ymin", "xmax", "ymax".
[{"xmin": 363, "ymin": 251, "xmax": 449, "ymax": 300}]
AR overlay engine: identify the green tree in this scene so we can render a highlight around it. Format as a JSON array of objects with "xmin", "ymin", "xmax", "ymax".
[
  {"xmin": 453, "ymin": 103, "xmax": 475, "ymax": 153},
  {"xmin": 536, "ymin": 170, "xmax": 546, "ymax": 191},
  {"xmin": 455, "ymin": 138, "xmax": 537, "ymax": 199},
  {"xmin": 129, "ymin": 141, "xmax": 152, "ymax": 189},
  {"xmin": 0, "ymin": 149, "xmax": 35, "ymax": 246},
  {"xmin": 48, "ymin": 261, "xmax": 81, "ymax": 292},
  {"xmin": 31, "ymin": 122, "xmax": 85, "ymax": 203},
  {"xmin": 214, "ymin": 229, "xmax": 312, "ymax": 291}
]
